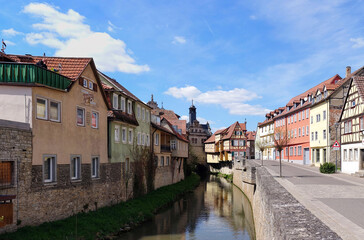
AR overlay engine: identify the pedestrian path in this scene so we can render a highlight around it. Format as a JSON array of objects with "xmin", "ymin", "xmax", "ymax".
[{"xmin": 256, "ymin": 160, "xmax": 364, "ymax": 240}]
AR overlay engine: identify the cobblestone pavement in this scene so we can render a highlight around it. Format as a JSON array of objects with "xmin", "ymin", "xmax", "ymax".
[{"xmin": 256, "ymin": 159, "xmax": 364, "ymax": 240}]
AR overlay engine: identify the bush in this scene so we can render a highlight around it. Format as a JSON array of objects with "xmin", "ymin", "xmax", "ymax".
[{"xmin": 320, "ymin": 162, "xmax": 336, "ymax": 174}]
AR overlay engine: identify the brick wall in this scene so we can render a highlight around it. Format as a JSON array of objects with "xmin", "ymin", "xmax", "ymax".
[{"xmin": 154, "ymin": 159, "xmax": 184, "ymax": 189}]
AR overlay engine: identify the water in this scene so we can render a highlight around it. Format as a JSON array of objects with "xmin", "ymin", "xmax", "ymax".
[{"xmin": 120, "ymin": 175, "xmax": 255, "ymax": 240}]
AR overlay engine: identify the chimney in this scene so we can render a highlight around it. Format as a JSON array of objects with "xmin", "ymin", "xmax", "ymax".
[{"xmin": 346, "ymin": 66, "xmax": 351, "ymax": 78}]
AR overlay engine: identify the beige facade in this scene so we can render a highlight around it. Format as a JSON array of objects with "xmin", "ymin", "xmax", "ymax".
[{"xmin": 32, "ymin": 64, "xmax": 108, "ymax": 168}]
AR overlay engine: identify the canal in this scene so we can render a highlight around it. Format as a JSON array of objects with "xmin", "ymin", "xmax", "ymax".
[{"xmin": 120, "ymin": 175, "xmax": 255, "ymax": 240}]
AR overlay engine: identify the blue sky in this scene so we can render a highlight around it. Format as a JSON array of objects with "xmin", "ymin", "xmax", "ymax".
[{"xmin": 2, "ymin": 0, "xmax": 364, "ymax": 132}]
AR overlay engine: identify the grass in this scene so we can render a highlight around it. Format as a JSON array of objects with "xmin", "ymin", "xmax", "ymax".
[
  {"xmin": 217, "ymin": 173, "xmax": 233, "ymax": 182},
  {"xmin": 0, "ymin": 174, "xmax": 200, "ymax": 240}
]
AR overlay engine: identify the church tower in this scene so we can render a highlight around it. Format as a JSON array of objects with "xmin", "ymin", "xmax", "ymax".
[{"xmin": 189, "ymin": 100, "xmax": 196, "ymax": 124}]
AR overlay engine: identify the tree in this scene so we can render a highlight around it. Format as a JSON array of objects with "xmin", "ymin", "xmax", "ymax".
[
  {"xmin": 273, "ymin": 127, "xmax": 290, "ymax": 177},
  {"xmin": 255, "ymin": 139, "xmax": 267, "ymax": 166}
]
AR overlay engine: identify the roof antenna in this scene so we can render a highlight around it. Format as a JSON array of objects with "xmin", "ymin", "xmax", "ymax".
[{"xmin": 1, "ymin": 39, "xmax": 6, "ymax": 53}]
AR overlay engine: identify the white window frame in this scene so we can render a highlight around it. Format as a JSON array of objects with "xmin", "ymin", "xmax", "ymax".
[
  {"xmin": 91, "ymin": 156, "xmax": 100, "ymax": 178},
  {"xmin": 83, "ymin": 79, "xmax": 88, "ymax": 88},
  {"xmin": 113, "ymin": 94, "xmax": 119, "ymax": 109},
  {"xmin": 142, "ymin": 133, "xmax": 145, "ymax": 146},
  {"xmin": 70, "ymin": 155, "xmax": 81, "ymax": 180},
  {"xmin": 171, "ymin": 140, "xmax": 177, "ymax": 150},
  {"xmin": 115, "ymin": 125, "xmax": 120, "ymax": 142},
  {"xmin": 91, "ymin": 111, "xmax": 99, "ymax": 129},
  {"xmin": 89, "ymin": 81, "xmax": 93, "ymax": 90},
  {"xmin": 120, "ymin": 97, "xmax": 126, "ymax": 111},
  {"xmin": 137, "ymin": 132, "xmax": 141, "ymax": 145},
  {"xmin": 77, "ymin": 107, "xmax": 85, "ymax": 126},
  {"xmin": 155, "ymin": 133, "xmax": 159, "ymax": 146},
  {"xmin": 128, "ymin": 129, "xmax": 133, "ymax": 144},
  {"xmin": 37, "ymin": 97, "xmax": 48, "ymax": 120},
  {"xmin": 142, "ymin": 108, "xmax": 145, "ymax": 121},
  {"xmin": 127, "ymin": 101, "xmax": 132, "ymax": 114},
  {"xmin": 122, "ymin": 127, "xmax": 127, "ymax": 143},
  {"xmin": 43, "ymin": 155, "xmax": 56, "ymax": 183},
  {"xmin": 49, "ymin": 100, "xmax": 61, "ymax": 122}
]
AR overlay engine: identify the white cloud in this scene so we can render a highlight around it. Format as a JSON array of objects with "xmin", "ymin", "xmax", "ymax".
[
  {"xmin": 172, "ymin": 36, "xmax": 186, "ymax": 44},
  {"xmin": 107, "ymin": 26, "xmax": 114, "ymax": 32},
  {"xmin": 180, "ymin": 115, "xmax": 189, "ymax": 121},
  {"xmin": 2, "ymin": 28, "xmax": 22, "ymax": 37},
  {"xmin": 107, "ymin": 20, "xmax": 122, "ymax": 32},
  {"xmin": 350, "ymin": 38, "xmax": 364, "ymax": 48},
  {"xmin": 22, "ymin": 3, "xmax": 149, "ymax": 74},
  {"xmin": 165, "ymin": 85, "xmax": 270, "ymax": 116}
]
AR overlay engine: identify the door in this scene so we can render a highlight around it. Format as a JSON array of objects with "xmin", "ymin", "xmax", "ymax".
[
  {"xmin": 304, "ymin": 148, "xmax": 310, "ymax": 165},
  {"xmin": 360, "ymin": 149, "xmax": 364, "ymax": 170}
]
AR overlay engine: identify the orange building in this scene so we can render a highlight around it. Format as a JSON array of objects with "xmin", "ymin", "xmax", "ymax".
[{"xmin": 267, "ymin": 75, "xmax": 342, "ymax": 164}]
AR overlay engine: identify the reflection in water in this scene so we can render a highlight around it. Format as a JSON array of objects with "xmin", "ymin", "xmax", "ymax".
[{"xmin": 120, "ymin": 175, "xmax": 255, "ymax": 240}]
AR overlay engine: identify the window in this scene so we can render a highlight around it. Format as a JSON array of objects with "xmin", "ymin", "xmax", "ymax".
[
  {"xmin": 294, "ymin": 114, "xmax": 297, "ymax": 122},
  {"xmin": 155, "ymin": 133, "xmax": 159, "ymax": 145},
  {"xmin": 285, "ymin": 147, "xmax": 288, "ymax": 156},
  {"xmin": 115, "ymin": 125, "xmax": 120, "ymax": 142},
  {"xmin": 142, "ymin": 133, "xmax": 145, "ymax": 145},
  {"xmin": 91, "ymin": 112, "xmax": 99, "ymax": 128},
  {"xmin": 37, "ymin": 98, "xmax": 48, "ymax": 119},
  {"xmin": 306, "ymin": 109, "xmax": 309, "ymax": 119},
  {"xmin": 361, "ymin": 117, "xmax": 364, "ymax": 130},
  {"xmin": 50, "ymin": 101, "xmax": 61, "ymax": 122},
  {"xmin": 160, "ymin": 156, "xmax": 164, "ymax": 166},
  {"xmin": 127, "ymin": 101, "xmax": 132, "ymax": 114},
  {"xmin": 344, "ymin": 121, "xmax": 352, "ymax": 134},
  {"xmin": 122, "ymin": 127, "xmax": 127, "ymax": 143},
  {"xmin": 311, "ymin": 132, "xmax": 314, "ymax": 141},
  {"xmin": 316, "ymin": 114, "xmax": 321, "ymax": 122},
  {"xmin": 120, "ymin": 97, "xmax": 125, "ymax": 111},
  {"xmin": 298, "ymin": 113, "xmax": 301, "ymax": 121},
  {"xmin": 323, "ymin": 110, "xmax": 326, "ymax": 120},
  {"xmin": 0, "ymin": 161, "xmax": 14, "ymax": 187},
  {"xmin": 137, "ymin": 105, "xmax": 141, "ymax": 119},
  {"xmin": 129, "ymin": 129, "xmax": 133, "ymax": 144},
  {"xmin": 43, "ymin": 155, "xmax": 56, "ymax": 183},
  {"xmin": 306, "ymin": 126, "xmax": 309, "ymax": 136},
  {"xmin": 233, "ymin": 140, "xmax": 239, "ymax": 146},
  {"xmin": 89, "ymin": 81, "xmax": 93, "ymax": 90},
  {"xmin": 289, "ymin": 147, "xmax": 293, "ymax": 156},
  {"xmin": 83, "ymin": 79, "xmax": 88, "ymax": 88},
  {"xmin": 91, "ymin": 156, "xmax": 99, "ymax": 178},
  {"xmin": 302, "ymin": 126, "xmax": 305, "ymax": 136},
  {"xmin": 302, "ymin": 110, "xmax": 305, "ymax": 119},
  {"xmin": 323, "ymin": 149, "xmax": 327, "ymax": 163},
  {"xmin": 146, "ymin": 134, "xmax": 150, "ymax": 146},
  {"xmin": 146, "ymin": 110, "xmax": 150, "ymax": 122},
  {"xmin": 352, "ymin": 100, "xmax": 356, "ymax": 108},
  {"xmin": 171, "ymin": 140, "xmax": 176, "ymax": 150},
  {"xmin": 113, "ymin": 94, "xmax": 118, "ymax": 109},
  {"xmin": 166, "ymin": 156, "xmax": 170, "ymax": 166},
  {"xmin": 323, "ymin": 130, "xmax": 326, "ymax": 139},
  {"xmin": 298, "ymin": 146, "xmax": 302, "ymax": 156},
  {"xmin": 311, "ymin": 116, "xmax": 313, "ymax": 124},
  {"xmin": 316, "ymin": 149, "xmax": 320, "ymax": 163},
  {"xmin": 298, "ymin": 128, "xmax": 301, "ymax": 137},
  {"xmin": 294, "ymin": 147, "xmax": 297, "ymax": 156},
  {"xmin": 315, "ymin": 131, "xmax": 318, "ymax": 140},
  {"xmin": 344, "ymin": 149, "xmax": 347, "ymax": 161},
  {"xmin": 77, "ymin": 107, "xmax": 85, "ymax": 126},
  {"xmin": 349, "ymin": 149, "xmax": 353, "ymax": 161},
  {"xmin": 295, "ymin": 129, "xmax": 297, "ymax": 138},
  {"xmin": 70, "ymin": 156, "xmax": 81, "ymax": 180},
  {"xmin": 355, "ymin": 149, "xmax": 358, "ymax": 161},
  {"xmin": 142, "ymin": 108, "xmax": 145, "ymax": 121},
  {"xmin": 137, "ymin": 132, "xmax": 141, "ymax": 145}
]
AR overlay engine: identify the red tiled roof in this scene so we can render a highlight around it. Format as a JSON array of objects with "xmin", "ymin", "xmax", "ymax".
[
  {"xmin": 246, "ymin": 131, "xmax": 256, "ymax": 141},
  {"xmin": 6, "ymin": 54, "xmax": 91, "ymax": 81},
  {"xmin": 204, "ymin": 134, "xmax": 216, "ymax": 143},
  {"xmin": 353, "ymin": 76, "xmax": 364, "ymax": 101},
  {"xmin": 162, "ymin": 118, "xmax": 189, "ymax": 142}
]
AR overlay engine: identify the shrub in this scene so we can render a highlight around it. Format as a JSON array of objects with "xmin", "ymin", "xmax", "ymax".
[{"xmin": 320, "ymin": 162, "xmax": 336, "ymax": 174}]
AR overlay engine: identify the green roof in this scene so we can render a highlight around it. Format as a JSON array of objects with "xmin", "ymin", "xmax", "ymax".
[{"xmin": 0, "ymin": 62, "xmax": 71, "ymax": 90}]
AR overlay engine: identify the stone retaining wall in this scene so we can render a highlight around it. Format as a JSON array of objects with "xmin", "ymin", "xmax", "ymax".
[{"xmin": 233, "ymin": 161, "xmax": 341, "ymax": 240}]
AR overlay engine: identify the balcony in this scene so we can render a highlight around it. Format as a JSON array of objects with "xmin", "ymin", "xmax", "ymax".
[{"xmin": 161, "ymin": 145, "xmax": 171, "ymax": 152}]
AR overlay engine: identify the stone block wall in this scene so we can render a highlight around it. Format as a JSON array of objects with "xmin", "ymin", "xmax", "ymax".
[
  {"xmin": 233, "ymin": 161, "xmax": 341, "ymax": 240},
  {"xmin": 154, "ymin": 159, "xmax": 184, "ymax": 189}
]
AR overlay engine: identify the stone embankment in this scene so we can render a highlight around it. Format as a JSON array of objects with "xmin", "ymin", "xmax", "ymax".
[{"xmin": 233, "ymin": 160, "xmax": 341, "ymax": 240}]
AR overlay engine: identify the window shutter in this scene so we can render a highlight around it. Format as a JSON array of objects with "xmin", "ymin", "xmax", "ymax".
[
  {"xmin": 93, "ymin": 83, "xmax": 98, "ymax": 92},
  {"xmin": 79, "ymin": 77, "xmax": 83, "ymax": 86}
]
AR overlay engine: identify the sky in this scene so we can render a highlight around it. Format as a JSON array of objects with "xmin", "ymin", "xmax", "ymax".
[{"xmin": 2, "ymin": 0, "xmax": 364, "ymax": 132}]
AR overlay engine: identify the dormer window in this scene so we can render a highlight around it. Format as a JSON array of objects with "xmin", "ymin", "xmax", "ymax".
[
  {"xmin": 83, "ymin": 79, "xmax": 88, "ymax": 88},
  {"xmin": 300, "ymin": 99, "xmax": 304, "ymax": 106},
  {"xmin": 308, "ymin": 95, "xmax": 312, "ymax": 102},
  {"xmin": 113, "ymin": 94, "xmax": 118, "ymax": 109},
  {"xmin": 324, "ymin": 90, "xmax": 327, "ymax": 98},
  {"xmin": 317, "ymin": 93, "xmax": 322, "ymax": 101}
]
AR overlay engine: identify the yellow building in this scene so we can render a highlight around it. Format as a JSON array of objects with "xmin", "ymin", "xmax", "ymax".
[
  {"xmin": 309, "ymin": 88, "xmax": 331, "ymax": 166},
  {"xmin": 257, "ymin": 114, "xmax": 275, "ymax": 160}
]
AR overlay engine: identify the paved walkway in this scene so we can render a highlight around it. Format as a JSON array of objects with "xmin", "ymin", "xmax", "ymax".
[{"xmin": 255, "ymin": 159, "xmax": 364, "ymax": 240}]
